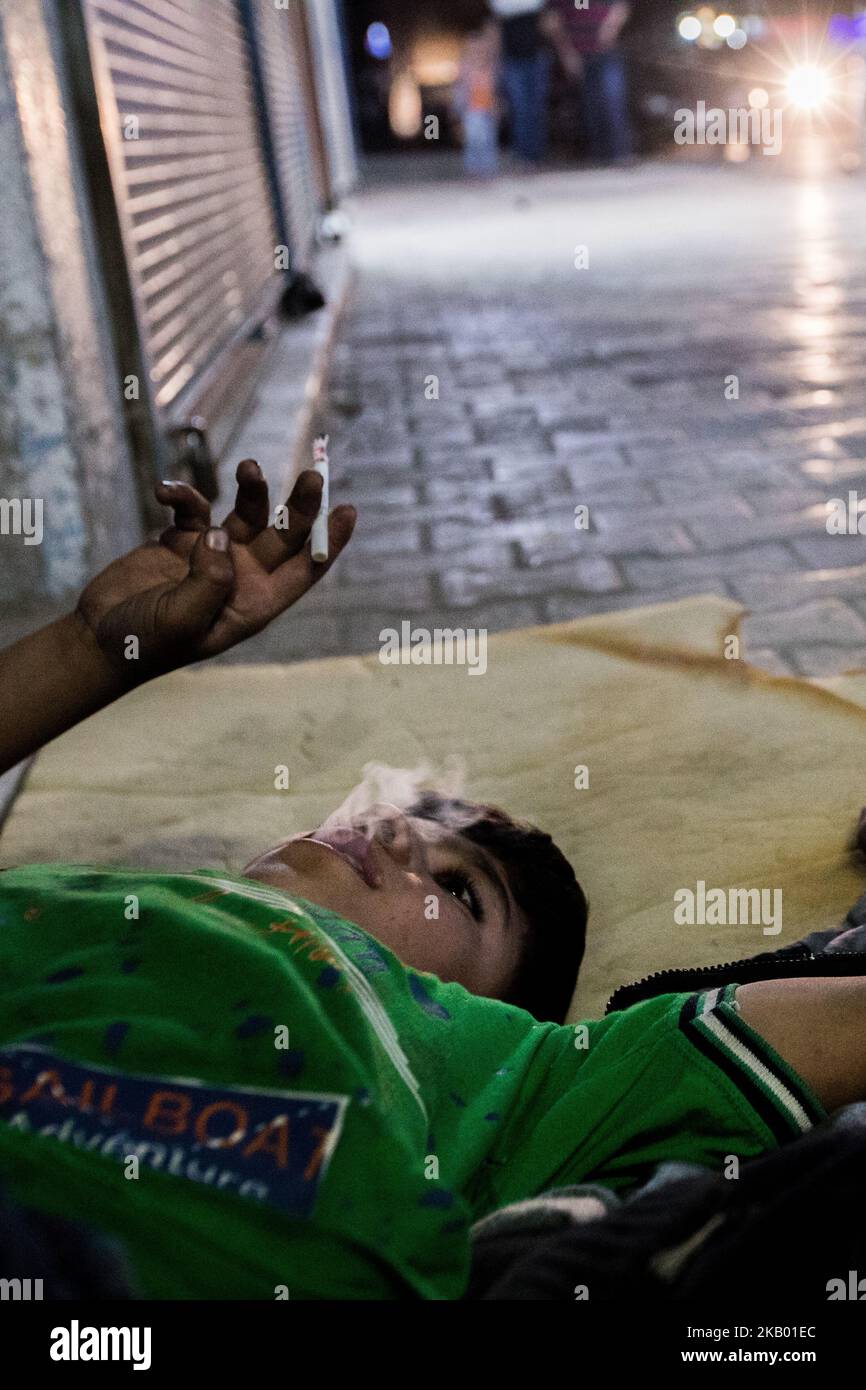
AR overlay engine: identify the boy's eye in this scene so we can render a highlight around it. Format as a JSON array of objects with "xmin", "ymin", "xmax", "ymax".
[{"xmin": 433, "ymin": 870, "xmax": 483, "ymax": 922}]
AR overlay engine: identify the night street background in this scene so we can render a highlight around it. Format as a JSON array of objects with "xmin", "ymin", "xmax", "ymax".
[{"xmin": 233, "ymin": 148, "xmax": 866, "ymax": 679}]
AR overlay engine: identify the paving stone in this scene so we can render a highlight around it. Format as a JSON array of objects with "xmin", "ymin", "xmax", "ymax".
[
  {"xmin": 520, "ymin": 521, "xmax": 695, "ymax": 566},
  {"xmin": 561, "ymin": 451, "xmax": 634, "ymax": 484},
  {"xmin": 623, "ymin": 543, "xmax": 800, "ymax": 589},
  {"xmin": 424, "ymin": 473, "xmax": 572, "ymax": 507},
  {"xmin": 350, "ymin": 500, "xmax": 499, "ymax": 528},
  {"xmin": 341, "ymin": 538, "xmax": 512, "ymax": 584},
  {"xmin": 341, "ymin": 426, "xmax": 413, "ymax": 450},
  {"xmin": 791, "ymin": 534, "xmax": 866, "ymax": 568},
  {"xmin": 652, "ymin": 476, "xmax": 747, "ymax": 504},
  {"xmin": 685, "ymin": 504, "xmax": 831, "ymax": 553},
  {"xmin": 337, "ymin": 453, "xmax": 416, "ymax": 474},
  {"xmin": 555, "ymin": 430, "xmax": 653, "ymax": 457},
  {"xmin": 486, "ymin": 452, "xmax": 562, "ymax": 483},
  {"xmin": 731, "ymin": 565, "xmax": 866, "ymax": 610},
  {"xmin": 415, "ymin": 448, "xmax": 496, "ymax": 479},
  {"xmin": 541, "ymin": 581, "xmax": 733, "ymax": 624},
  {"xmin": 799, "ymin": 457, "xmax": 866, "ymax": 484},
  {"xmin": 790, "ymin": 644, "xmax": 866, "ymax": 678},
  {"xmin": 420, "ymin": 426, "xmax": 478, "ymax": 448},
  {"xmin": 625, "ymin": 449, "xmax": 728, "ymax": 478},
  {"xmin": 430, "ymin": 518, "xmax": 514, "ymax": 551},
  {"xmin": 332, "ymin": 482, "xmax": 420, "ymax": 509},
  {"xmin": 298, "ymin": 575, "xmax": 435, "ymax": 614},
  {"xmin": 343, "ymin": 521, "xmax": 425, "ymax": 556},
  {"xmin": 742, "ymin": 486, "xmax": 827, "ymax": 513},
  {"xmin": 739, "ymin": 647, "xmax": 797, "ymax": 677},
  {"xmin": 559, "ymin": 478, "xmax": 659, "ymax": 509},
  {"xmin": 592, "ymin": 498, "xmax": 752, "ymax": 528},
  {"xmin": 475, "ymin": 425, "xmax": 548, "ymax": 452},
  {"xmin": 441, "ymin": 557, "xmax": 622, "ymax": 607},
  {"xmin": 741, "ymin": 600, "xmax": 866, "ymax": 649}
]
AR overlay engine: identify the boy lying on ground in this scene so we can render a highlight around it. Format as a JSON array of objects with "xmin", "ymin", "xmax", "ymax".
[{"xmin": 0, "ymin": 461, "xmax": 864, "ymax": 1299}]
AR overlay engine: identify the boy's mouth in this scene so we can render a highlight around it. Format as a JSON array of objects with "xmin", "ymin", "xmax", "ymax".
[{"xmin": 300, "ymin": 828, "xmax": 381, "ymax": 888}]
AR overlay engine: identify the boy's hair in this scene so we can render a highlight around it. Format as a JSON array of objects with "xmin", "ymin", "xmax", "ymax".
[{"xmin": 409, "ymin": 792, "xmax": 588, "ymax": 1023}]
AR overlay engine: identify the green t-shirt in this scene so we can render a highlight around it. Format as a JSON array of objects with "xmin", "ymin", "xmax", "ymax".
[{"xmin": 0, "ymin": 865, "xmax": 824, "ymax": 1299}]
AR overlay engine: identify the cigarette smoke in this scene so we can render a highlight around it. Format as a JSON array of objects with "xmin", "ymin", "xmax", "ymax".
[{"xmin": 316, "ymin": 757, "xmax": 480, "ymax": 841}]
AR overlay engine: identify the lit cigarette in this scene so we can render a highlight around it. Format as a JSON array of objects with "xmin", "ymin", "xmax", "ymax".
[{"xmin": 311, "ymin": 433, "xmax": 329, "ymax": 562}]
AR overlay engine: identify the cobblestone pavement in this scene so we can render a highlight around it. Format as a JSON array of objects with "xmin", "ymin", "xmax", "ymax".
[{"xmin": 234, "ymin": 154, "xmax": 866, "ymax": 679}]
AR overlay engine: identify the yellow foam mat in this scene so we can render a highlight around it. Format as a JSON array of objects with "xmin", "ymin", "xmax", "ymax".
[{"xmin": 4, "ymin": 596, "xmax": 866, "ymax": 1021}]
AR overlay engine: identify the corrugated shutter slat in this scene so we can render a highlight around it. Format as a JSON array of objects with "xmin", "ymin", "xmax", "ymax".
[
  {"xmin": 250, "ymin": 0, "xmax": 320, "ymax": 271},
  {"xmin": 82, "ymin": 0, "xmax": 279, "ymax": 413},
  {"xmin": 305, "ymin": 0, "xmax": 357, "ymax": 199}
]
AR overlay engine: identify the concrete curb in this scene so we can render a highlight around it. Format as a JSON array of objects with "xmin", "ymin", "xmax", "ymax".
[
  {"xmin": 221, "ymin": 240, "xmax": 357, "ymax": 507},
  {"xmin": 284, "ymin": 250, "xmax": 357, "ymax": 496}
]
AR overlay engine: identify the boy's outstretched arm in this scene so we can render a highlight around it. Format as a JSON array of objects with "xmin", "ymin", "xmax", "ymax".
[
  {"xmin": 0, "ymin": 460, "xmax": 355, "ymax": 777},
  {"xmin": 738, "ymin": 977, "xmax": 866, "ymax": 1112}
]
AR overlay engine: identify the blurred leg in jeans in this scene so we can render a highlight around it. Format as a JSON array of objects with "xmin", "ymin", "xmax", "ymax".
[
  {"xmin": 503, "ymin": 50, "xmax": 551, "ymax": 164},
  {"xmin": 464, "ymin": 110, "xmax": 499, "ymax": 176},
  {"xmin": 582, "ymin": 51, "xmax": 633, "ymax": 163}
]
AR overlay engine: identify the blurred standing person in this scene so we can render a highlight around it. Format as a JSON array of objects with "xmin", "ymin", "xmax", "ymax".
[
  {"xmin": 548, "ymin": 1, "xmax": 634, "ymax": 165},
  {"xmin": 489, "ymin": 0, "xmax": 552, "ymax": 166},
  {"xmin": 456, "ymin": 20, "xmax": 501, "ymax": 177}
]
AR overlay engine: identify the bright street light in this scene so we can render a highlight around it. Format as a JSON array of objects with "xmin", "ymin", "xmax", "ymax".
[
  {"xmin": 678, "ymin": 15, "xmax": 702, "ymax": 41},
  {"xmin": 786, "ymin": 65, "xmax": 832, "ymax": 110}
]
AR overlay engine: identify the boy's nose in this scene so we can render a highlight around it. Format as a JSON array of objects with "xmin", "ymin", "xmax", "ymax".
[{"xmin": 371, "ymin": 809, "xmax": 421, "ymax": 871}]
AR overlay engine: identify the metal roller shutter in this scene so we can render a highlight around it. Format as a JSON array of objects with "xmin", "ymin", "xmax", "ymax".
[
  {"xmin": 79, "ymin": 0, "xmax": 281, "ymax": 431},
  {"xmin": 246, "ymin": 0, "xmax": 321, "ymax": 271},
  {"xmin": 304, "ymin": 0, "xmax": 357, "ymax": 200}
]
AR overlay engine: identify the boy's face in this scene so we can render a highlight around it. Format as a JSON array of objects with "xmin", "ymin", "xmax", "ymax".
[{"xmin": 243, "ymin": 808, "xmax": 524, "ymax": 999}]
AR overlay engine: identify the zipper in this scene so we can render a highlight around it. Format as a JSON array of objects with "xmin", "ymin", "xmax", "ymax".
[{"xmin": 605, "ymin": 948, "xmax": 866, "ymax": 1015}]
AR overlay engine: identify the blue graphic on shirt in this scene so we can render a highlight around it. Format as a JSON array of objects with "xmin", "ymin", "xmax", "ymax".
[
  {"xmin": 408, "ymin": 974, "xmax": 451, "ymax": 1021},
  {"xmin": 235, "ymin": 1015, "xmax": 273, "ymax": 1040},
  {"xmin": 0, "ymin": 1043, "xmax": 347, "ymax": 1218},
  {"xmin": 277, "ymin": 1050, "xmax": 305, "ymax": 1079},
  {"xmin": 418, "ymin": 1188, "xmax": 455, "ymax": 1208},
  {"xmin": 103, "ymin": 1022, "xmax": 129, "ymax": 1057},
  {"xmin": 45, "ymin": 967, "xmax": 84, "ymax": 985},
  {"xmin": 325, "ymin": 921, "xmax": 389, "ymax": 977}
]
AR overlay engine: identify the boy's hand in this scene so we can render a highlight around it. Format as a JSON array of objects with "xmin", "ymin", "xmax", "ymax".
[{"xmin": 76, "ymin": 460, "xmax": 355, "ymax": 681}]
